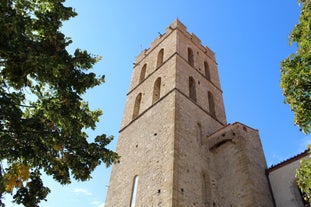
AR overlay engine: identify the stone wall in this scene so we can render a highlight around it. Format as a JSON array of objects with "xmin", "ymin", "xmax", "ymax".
[
  {"xmin": 105, "ymin": 93, "xmax": 176, "ymax": 207},
  {"xmin": 206, "ymin": 123, "xmax": 274, "ymax": 207},
  {"xmin": 173, "ymin": 91, "xmax": 224, "ymax": 207}
]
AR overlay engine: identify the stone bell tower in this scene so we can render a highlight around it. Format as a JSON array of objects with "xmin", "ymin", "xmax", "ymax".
[{"xmin": 105, "ymin": 19, "xmax": 274, "ymax": 207}]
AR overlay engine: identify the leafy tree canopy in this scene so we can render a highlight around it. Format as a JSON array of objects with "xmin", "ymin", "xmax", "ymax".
[
  {"xmin": 0, "ymin": 0, "xmax": 119, "ymax": 206},
  {"xmin": 280, "ymin": 0, "xmax": 311, "ymax": 134},
  {"xmin": 282, "ymin": 0, "xmax": 311, "ymax": 204}
]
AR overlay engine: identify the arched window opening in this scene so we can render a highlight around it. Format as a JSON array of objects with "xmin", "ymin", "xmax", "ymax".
[
  {"xmin": 208, "ymin": 91, "xmax": 216, "ymax": 118},
  {"xmin": 188, "ymin": 47, "xmax": 194, "ymax": 67},
  {"xmin": 197, "ymin": 123, "xmax": 202, "ymax": 145},
  {"xmin": 132, "ymin": 93, "xmax": 142, "ymax": 119},
  {"xmin": 139, "ymin": 64, "xmax": 147, "ymax": 83},
  {"xmin": 204, "ymin": 61, "xmax": 211, "ymax": 81},
  {"xmin": 189, "ymin": 77, "xmax": 196, "ymax": 102},
  {"xmin": 130, "ymin": 175, "xmax": 139, "ymax": 207},
  {"xmin": 152, "ymin": 77, "xmax": 161, "ymax": 103},
  {"xmin": 157, "ymin": 48, "xmax": 164, "ymax": 67}
]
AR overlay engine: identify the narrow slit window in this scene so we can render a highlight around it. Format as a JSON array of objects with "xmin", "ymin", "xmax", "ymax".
[
  {"xmin": 189, "ymin": 76, "xmax": 196, "ymax": 102},
  {"xmin": 152, "ymin": 77, "xmax": 161, "ymax": 103},
  {"xmin": 157, "ymin": 48, "xmax": 164, "ymax": 67},
  {"xmin": 130, "ymin": 175, "xmax": 139, "ymax": 207},
  {"xmin": 133, "ymin": 93, "xmax": 142, "ymax": 119},
  {"xmin": 139, "ymin": 64, "xmax": 147, "ymax": 83},
  {"xmin": 208, "ymin": 91, "xmax": 216, "ymax": 118},
  {"xmin": 197, "ymin": 123, "xmax": 202, "ymax": 145},
  {"xmin": 202, "ymin": 173, "xmax": 209, "ymax": 206},
  {"xmin": 204, "ymin": 61, "xmax": 211, "ymax": 81},
  {"xmin": 188, "ymin": 47, "xmax": 194, "ymax": 67}
]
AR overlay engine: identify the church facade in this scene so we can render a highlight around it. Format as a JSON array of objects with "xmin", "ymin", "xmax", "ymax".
[{"xmin": 104, "ymin": 20, "xmax": 307, "ymax": 207}]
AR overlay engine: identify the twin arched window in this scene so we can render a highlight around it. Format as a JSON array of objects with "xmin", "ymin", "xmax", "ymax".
[
  {"xmin": 138, "ymin": 48, "xmax": 163, "ymax": 86},
  {"xmin": 188, "ymin": 77, "xmax": 216, "ymax": 118},
  {"xmin": 188, "ymin": 47, "xmax": 212, "ymax": 81},
  {"xmin": 132, "ymin": 77, "xmax": 162, "ymax": 120}
]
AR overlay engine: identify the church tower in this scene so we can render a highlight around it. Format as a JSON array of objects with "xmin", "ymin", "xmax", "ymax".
[{"xmin": 105, "ymin": 20, "xmax": 274, "ymax": 207}]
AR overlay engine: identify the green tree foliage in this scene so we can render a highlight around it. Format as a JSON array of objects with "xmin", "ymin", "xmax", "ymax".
[
  {"xmin": 281, "ymin": 0, "xmax": 311, "ymax": 204},
  {"xmin": 280, "ymin": 0, "xmax": 311, "ymax": 134},
  {"xmin": 296, "ymin": 147, "xmax": 311, "ymax": 204},
  {"xmin": 0, "ymin": 0, "xmax": 119, "ymax": 206}
]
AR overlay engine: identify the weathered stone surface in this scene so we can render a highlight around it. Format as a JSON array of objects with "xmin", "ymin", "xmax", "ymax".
[{"xmin": 105, "ymin": 19, "xmax": 274, "ymax": 207}]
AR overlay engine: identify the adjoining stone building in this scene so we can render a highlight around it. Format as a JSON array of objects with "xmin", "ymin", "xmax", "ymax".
[{"xmin": 104, "ymin": 19, "xmax": 308, "ymax": 207}]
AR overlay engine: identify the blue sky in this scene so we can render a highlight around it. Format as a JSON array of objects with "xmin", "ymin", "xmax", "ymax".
[{"xmin": 4, "ymin": 0, "xmax": 309, "ymax": 207}]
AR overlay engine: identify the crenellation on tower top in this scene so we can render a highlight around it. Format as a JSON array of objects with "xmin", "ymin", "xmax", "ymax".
[
  {"xmin": 135, "ymin": 19, "xmax": 216, "ymax": 65},
  {"xmin": 203, "ymin": 46, "xmax": 216, "ymax": 63},
  {"xmin": 184, "ymin": 31, "xmax": 216, "ymax": 63},
  {"xmin": 134, "ymin": 30, "xmax": 171, "ymax": 64},
  {"xmin": 190, "ymin": 33, "xmax": 201, "ymax": 45},
  {"xmin": 149, "ymin": 34, "xmax": 166, "ymax": 53},
  {"xmin": 135, "ymin": 48, "xmax": 149, "ymax": 65}
]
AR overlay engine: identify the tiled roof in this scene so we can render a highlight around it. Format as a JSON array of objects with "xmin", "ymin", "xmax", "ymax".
[{"xmin": 268, "ymin": 149, "xmax": 309, "ymax": 172}]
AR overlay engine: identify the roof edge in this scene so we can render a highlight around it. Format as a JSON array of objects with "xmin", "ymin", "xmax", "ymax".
[{"xmin": 268, "ymin": 150, "xmax": 309, "ymax": 173}]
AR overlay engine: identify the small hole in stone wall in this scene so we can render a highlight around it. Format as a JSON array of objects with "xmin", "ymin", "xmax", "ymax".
[
  {"xmin": 198, "ymin": 81, "xmax": 200, "ymax": 85},
  {"xmin": 136, "ymin": 144, "xmax": 138, "ymax": 148},
  {"xmin": 154, "ymin": 133, "xmax": 157, "ymax": 136},
  {"xmin": 181, "ymin": 188, "xmax": 184, "ymax": 193},
  {"xmin": 222, "ymin": 133, "xmax": 225, "ymax": 137},
  {"xmin": 243, "ymin": 126, "xmax": 247, "ymax": 131},
  {"xmin": 212, "ymin": 180, "xmax": 216, "ymax": 186},
  {"xmin": 232, "ymin": 132, "xmax": 236, "ymax": 136},
  {"xmin": 158, "ymin": 189, "xmax": 161, "ymax": 194}
]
